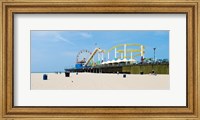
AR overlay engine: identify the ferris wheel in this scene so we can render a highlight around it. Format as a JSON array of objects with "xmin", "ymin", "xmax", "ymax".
[{"xmin": 76, "ymin": 49, "xmax": 92, "ymax": 64}]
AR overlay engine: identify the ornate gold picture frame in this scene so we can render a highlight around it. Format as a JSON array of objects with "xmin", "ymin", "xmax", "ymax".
[{"xmin": 0, "ymin": 0, "xmax": 199, "ymax": 119}]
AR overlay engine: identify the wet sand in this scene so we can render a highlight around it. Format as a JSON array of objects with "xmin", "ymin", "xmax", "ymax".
[{"xmin": 31, "ymin": 73, "xmax": 169, "ymax": 90}]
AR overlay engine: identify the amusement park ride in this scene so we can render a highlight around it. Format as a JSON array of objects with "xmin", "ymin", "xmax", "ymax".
[{"xmin": 75, "ymin": 43, "xmax": 145, "ymax": 69}]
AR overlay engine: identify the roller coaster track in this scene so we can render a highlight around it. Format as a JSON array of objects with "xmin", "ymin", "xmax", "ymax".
[
  {"xmin": 105, "ymin": 43, "xmax": 143, "ymax": 53},
  {"xmin": 84, "ymin": 48, "xmax": 103, "ymax": 66},
  {"xmin": 117, "ymin": 49, "xmax": 141, "ymax": 53}
]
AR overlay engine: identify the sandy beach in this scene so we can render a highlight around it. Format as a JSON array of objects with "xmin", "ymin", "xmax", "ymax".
[{"xmin": 31, "ymin": 73, "xmax": 169, "ymax": 90}]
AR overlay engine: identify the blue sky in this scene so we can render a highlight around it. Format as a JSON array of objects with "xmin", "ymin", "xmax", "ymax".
[{"xmin": 31, "ymin": 30, "xmax": 169, "ymax": 72}]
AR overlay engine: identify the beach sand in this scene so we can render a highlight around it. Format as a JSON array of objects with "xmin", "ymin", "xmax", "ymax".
[{"xmin": 31, "ymin": 73, "xmax": 169, "ymax": 90}]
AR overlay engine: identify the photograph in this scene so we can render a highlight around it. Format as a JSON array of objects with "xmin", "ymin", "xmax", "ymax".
[{"xmin": 31, "ymin": 30, "xmax": 169, "ymax": 90}]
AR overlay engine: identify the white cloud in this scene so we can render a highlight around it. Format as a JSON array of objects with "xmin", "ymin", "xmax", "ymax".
[
  {"xmin": 79, "ymin": 32, "xmax": 92, "ymax": 38},
  {"xmin": 32, "ymin": 31, "xmax": 93, "ymax": 45},
  {"xmin": 55, "ymin": 34, "xmax": 75, "ymax": 45}
]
